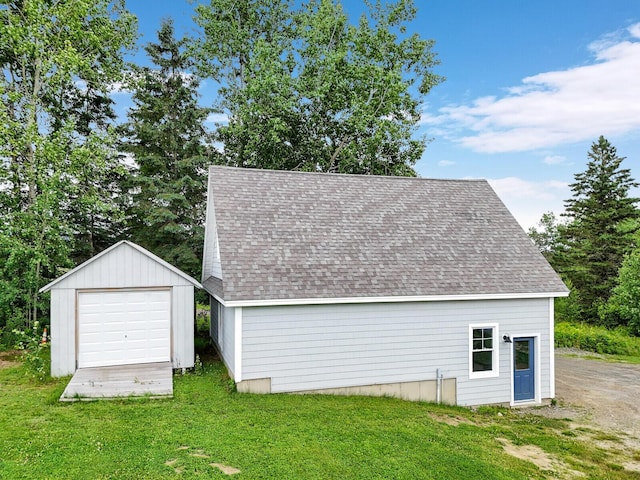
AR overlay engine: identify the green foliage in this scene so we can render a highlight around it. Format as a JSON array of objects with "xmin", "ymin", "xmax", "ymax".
[
  {"xmin": 527, "ymin": 211, "xmax": 565, "ymax": 266},
  {"xmin": 600, "ymin": 241, "xmax": 640, "ymax": 335},
  {"xmin": 0, "ymin": 0, "xmax": 137, "ymax": 339},
  {"xmin": 12, "ymin": 320, "xmax": 50, "ymax": 381},
  {"xmin": 195, "ymin": 307, "xmax": 209, "ymax": 336},
  {"xmin": 557, "ymin": 136, "xmax": 639, "ymax": 324},
  {"xmin": 121, "ymin": 20, "xmax": 216, "ymax": 279},
  {"xmin": 555, "ymin": 321, "xmax": 640, "ymax": 356},
  {"xmin": 193, "ymin": 0, "xmax": 442, "ymax": 175},
  {"xmin": 554, "ymin": 278, "xmax": 582, "ymax": 323}
]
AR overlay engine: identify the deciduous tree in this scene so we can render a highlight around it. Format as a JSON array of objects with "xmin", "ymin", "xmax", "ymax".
[
  {"xmin": 192, "ymin": 0, "xmax": 442, "ymax": 175},
  {"xmin": 527, "ymin": 211, "xmax": 564, "ymax": 265},
  {"xmin": 0, "ymin": 0, "xmax": 136, "ymax": 336},
  {"xmin": 600, "ymin": 238, "xmax": 640, "ymax": 335}
]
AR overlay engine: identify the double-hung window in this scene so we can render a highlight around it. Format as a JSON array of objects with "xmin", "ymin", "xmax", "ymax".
[{"xmin": 469, "ymin": 324, "xmax": 499, "ymax": 378}]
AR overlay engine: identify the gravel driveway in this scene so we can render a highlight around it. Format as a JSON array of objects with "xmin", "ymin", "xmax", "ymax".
[{"xmin": 555, "ymin": 351, "xmax": 640, "ymax": 437}]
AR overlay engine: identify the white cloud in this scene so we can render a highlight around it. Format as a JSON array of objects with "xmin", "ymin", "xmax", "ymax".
[
  {"xmin": 542, "ymin": 155, "xmax": 567, "ymax": 165},
  {"xmin": 488, "ymin": 177, "xmax": 569, "ymax": 229},
  {"xmin": 437, "ymin": 160, "xmax": 455, "ymax": 167},
  {"xmin": 206, "ymin": 113, "xmax": 229, "ymax": 125},
  {"xmin": 438, "ymin": 23, "xmax": 640, "ymax": 153}
]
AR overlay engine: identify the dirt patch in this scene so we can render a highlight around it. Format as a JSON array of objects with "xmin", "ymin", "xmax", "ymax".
[
  {"xmin": 428, "ymin": 413, "xmax": 475, "ymax": 427},
  {"xmin": 0, "ymin": 350, "xmax": 21, "ymax": 369},
  {"xmin": 189, "ymin": 450, "xmax": 210, "ymax": 458},
  {"xmin": 496, "ymin": 437, "xmax": 585, "ymax": 478},
  {"xmin": 210, "ymin": 463, "xmax": 241, "ymax": 475}
]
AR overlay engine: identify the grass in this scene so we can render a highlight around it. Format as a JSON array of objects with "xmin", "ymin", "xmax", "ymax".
[{"xmin": 1, "ymin": 356, "xmax": 639, "ymax": 479}]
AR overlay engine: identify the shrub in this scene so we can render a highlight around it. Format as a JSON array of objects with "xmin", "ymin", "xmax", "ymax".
[
  {"xmin": 13, "ymin": 320, "xmax": 51, "ymax": 381},
  {"xmin": 599, "ymin": 247, "xmax": 640, "ymax": 336},
  {"xmin": 555, "ymin": 321, "xmax": 640, "ymax": 356},
  {"xmin": 195, "ymin": 305, "xmax": 210, "ymax": 337}
]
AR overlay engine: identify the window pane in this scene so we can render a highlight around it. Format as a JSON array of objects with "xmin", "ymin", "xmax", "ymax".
[
  {"xmin": 515, "ymin": 341, "xmax": 530, "ymax": 370},
  {"xmin": 473, "ymin": 340, "xmax": 482, "ymax": 350},
  {"xmin": 473, "ymin": 351, "xmax": 492, "ymax": 372},
  {"xmin": 473, "ymin": 329, "xmax": 482, "ymax": 339},
  {"xmin": 483, "ymin": 338, "xmax": 492, "ymax": 349},
  {"xmin": 483, "ymin": 328, "xmax": 493, "ymax": 339}
]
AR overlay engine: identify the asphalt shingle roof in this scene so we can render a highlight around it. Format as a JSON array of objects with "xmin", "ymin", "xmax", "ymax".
[{"xmin": 205, "ymin": 166, "xmax": 568, "ymax": 303}]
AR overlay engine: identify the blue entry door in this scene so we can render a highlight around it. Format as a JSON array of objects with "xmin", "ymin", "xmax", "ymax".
[{"xmin": 514, "ymin": 337, "xmax": 535, "ymax": 401}]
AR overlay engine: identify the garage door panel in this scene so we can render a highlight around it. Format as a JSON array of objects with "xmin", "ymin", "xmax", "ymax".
[{"xmin": 78, "ymin": 289, "xmax": 171, "ymax": 368}]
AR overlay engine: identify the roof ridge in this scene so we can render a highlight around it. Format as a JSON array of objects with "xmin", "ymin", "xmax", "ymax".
[{"xmin": 208, "ymin": 165, "xmax": 487, "ymax": 183}]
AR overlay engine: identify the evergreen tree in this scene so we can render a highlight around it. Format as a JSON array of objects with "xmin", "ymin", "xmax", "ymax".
[
  {"xmin": 121, "ymin": 20, "xmax": 215, "ymax": 278},
  {"xmin": 558, "ymin": 136, "xmax": 639, "ymax": 323}
]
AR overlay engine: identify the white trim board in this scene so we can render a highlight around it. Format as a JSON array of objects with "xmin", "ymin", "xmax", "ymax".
[{"xmin": 213, "ymin": 291, "xmax": 569, "ymax": 308}]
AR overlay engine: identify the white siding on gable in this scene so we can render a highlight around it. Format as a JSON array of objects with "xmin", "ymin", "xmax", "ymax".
[
  {"xmin": 53, "ymin": 243, "xmax": 194, "ymax": 290},
  {"xmin": 241, "ymin": 298, "xmax": 552, "ymax": 406},
  {"xmin": 202, "ymin": 187, "xmax": 223, "ymax": 282}
]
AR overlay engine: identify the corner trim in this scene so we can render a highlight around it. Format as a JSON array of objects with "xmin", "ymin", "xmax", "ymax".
[{"xmin": 234, "ymin": 307, "xmax": 243, "ymax": 382}]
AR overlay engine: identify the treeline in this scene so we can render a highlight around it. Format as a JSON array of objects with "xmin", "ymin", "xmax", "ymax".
[
  {"xmin": 0, "ymin": 0, "xmax": 441, "ymax": 345},
  {"xmin": 528, "ymin": 137, "xmax": 640, "ymax": 335}
]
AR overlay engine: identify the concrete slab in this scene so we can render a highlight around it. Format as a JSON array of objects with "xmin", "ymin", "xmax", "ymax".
[{"xmin": 60, "ymin": 362, "xmax": 173, "ymax": 401}]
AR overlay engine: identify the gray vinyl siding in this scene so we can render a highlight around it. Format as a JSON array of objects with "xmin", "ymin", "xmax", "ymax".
[
  {"xmin": 218, "ymin": 305, "xmax": 236, "ymax": 378},
  {"xmin": 241, "ymin": 298, "xmax": 552, "ymax": 406},
  {"xmin": 210, "ymin": 298, "xmax": 220, "ymax": 345}
]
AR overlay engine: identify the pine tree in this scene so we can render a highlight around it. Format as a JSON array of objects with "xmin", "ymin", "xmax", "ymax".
[
  {"xmin": 558, "ymin": 136, "xmax": 639, "ymax": 323},
  {"xmin": 121, "ymin": 19, "xmax": 216, "ymax": 278}
]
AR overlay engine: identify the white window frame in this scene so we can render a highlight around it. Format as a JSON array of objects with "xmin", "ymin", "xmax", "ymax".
[{"xmin": 469, "ymin": 323, "xmax": 499, "ymax": 379}]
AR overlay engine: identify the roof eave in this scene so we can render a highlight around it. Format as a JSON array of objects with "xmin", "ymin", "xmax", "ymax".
[{"xmin": 216, "ymin": 290, "xmax": 570, "ymax": 308}]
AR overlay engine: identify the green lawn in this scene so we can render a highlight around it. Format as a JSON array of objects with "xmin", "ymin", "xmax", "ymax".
[{"xmin": 0, "ymin": 356, "xmax": 637, "ymax": 479}]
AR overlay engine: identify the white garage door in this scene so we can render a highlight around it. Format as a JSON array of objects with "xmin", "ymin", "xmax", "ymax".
[{"xmin": 78, "ymin": 289, "xmax": 171, "ymax": 368}]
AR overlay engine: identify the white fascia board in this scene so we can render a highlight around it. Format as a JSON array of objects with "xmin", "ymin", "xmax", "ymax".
[{"xmin": 220, "ymin": 291, "xmax": 570, "ymax": 308}]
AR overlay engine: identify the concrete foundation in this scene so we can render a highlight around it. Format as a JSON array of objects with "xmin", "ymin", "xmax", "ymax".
[{"xmin": 236, "ymin": 377, "xmax": 457, "ymax": 404}]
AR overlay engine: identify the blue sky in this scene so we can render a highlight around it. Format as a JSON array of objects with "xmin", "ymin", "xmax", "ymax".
[{"xmin": 123, "ymin": 0, "xmax": 640, "ymax": 229}]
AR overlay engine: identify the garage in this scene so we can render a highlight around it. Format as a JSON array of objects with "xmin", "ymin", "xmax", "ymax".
[
  {"xmin": 40, "ymin": 240, "xmax": 202, "ymax": 378},
  {"xmin": 77, "ymin": 289, "xmax": 171, "ymax": 368}
]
